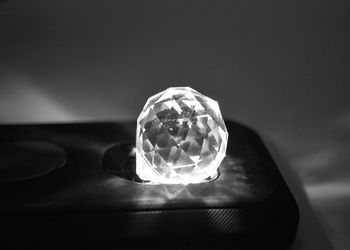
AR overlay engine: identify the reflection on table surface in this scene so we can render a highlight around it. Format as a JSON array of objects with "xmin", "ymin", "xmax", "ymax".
[{"xmin": 0, "ymin": 1, "xmax": 349, "ymax": 249}]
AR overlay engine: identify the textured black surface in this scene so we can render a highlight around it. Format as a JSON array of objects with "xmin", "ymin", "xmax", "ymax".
[
  {"xmin": 0, "ymin": 141, "xmax": 66, "ymax": 182},
  {"xmin": 0, "ymin": 120, "xmax": 298, "ymax": 249}
]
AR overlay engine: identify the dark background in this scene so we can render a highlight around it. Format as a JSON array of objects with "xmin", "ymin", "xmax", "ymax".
[{"xmin": 0, "ymin": 0, "xmax": 349, "ymax": 249}]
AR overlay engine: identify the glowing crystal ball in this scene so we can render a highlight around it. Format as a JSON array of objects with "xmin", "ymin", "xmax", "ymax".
[{"xmin": 136, "ymin": 87, "xmax": 228, "ymax": 184}]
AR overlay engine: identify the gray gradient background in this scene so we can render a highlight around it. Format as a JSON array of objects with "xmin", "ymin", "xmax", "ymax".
[{"xmin": 0, "ymin": 0, "xmax": 349, "ymax": 249}]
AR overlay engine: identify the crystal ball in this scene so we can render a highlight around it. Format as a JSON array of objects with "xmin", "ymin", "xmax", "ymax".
[{"xmin": 136, "ymin": 87, "xmax": 228, "ymax": 184}]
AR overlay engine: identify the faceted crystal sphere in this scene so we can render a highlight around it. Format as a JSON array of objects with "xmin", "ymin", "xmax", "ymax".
[{"xmin": 136, "ymin": 87, "xmax": 228, "ymax": 184}]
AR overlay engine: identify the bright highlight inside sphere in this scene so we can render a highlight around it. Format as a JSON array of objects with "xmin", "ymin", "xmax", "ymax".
[{"xmin": 136, "ymin": 87, "xmax": 228, "ymax": 184}]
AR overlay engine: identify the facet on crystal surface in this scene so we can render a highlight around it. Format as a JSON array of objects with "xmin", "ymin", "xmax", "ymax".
[{"xmin": 136, "ymin": 87, "xmax": 228, "ymax": 184}]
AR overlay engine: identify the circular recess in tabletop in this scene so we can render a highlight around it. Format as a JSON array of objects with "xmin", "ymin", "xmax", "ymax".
[
  {"xmin": 0, "ymin": 140, "xmax": 67, "ymax": 182},
  {"xmin": 102, "ymin": 143, "xmax": 141, "ymax": 182}
]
